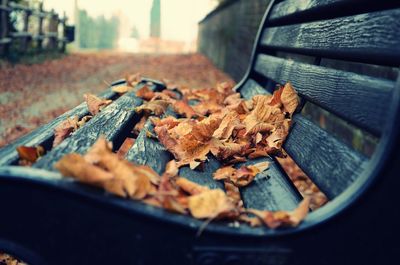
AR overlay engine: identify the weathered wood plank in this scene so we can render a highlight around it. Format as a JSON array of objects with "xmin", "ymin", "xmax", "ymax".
[
  {"xmin": 284, "ymin": 115, "xmax": 367, "ymax": 199},
  {"xmin": 269, "ymin": 0, "xmax": 345, "ymax": 22},
  {"xmin": 240, "ymin": 157, "xmax": 302, "ymax": 211},
  {"xmin": 238, "ymin": 79, "xmax": 268, "ymax": 100},
  {"xmin": 0, "ymin": 89, "xmax": 116, "ymax": 167},
  {"xmin": 125, "ymin": 120, "xmax": 174, "ymax": 175},
  {"xmin": 33, "ymin": 92, "xmax": 142, "ymax": 170},
  {"xmin": 262, "ymin": 8, "xmax": 400, "ymax": 65},
  {"xmin": 254, "ymin": 54, "xmax": 394, "ymax": 135},
  {"xmin": 268, "ymin": 0, "xmax": 399, "ymax": 25}
]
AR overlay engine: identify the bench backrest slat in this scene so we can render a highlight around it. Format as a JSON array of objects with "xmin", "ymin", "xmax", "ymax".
[
  {"xmin": 254, "ymin": 54, "xmax": 394, "ymax": 135},
  {"xmin": 285, "ymin": 115, "xmax": 367, "ymax": 198},
  {"xmin": 262, "ymin": 8, "xmax": 400, "ymax": 66}
]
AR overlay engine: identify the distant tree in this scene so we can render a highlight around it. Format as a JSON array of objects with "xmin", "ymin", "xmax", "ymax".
[{"xmin": 78, "ymin": 10, "xmax": 120, "ymax": 49}]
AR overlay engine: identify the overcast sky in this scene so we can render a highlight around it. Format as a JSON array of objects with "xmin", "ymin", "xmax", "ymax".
[{"xmin": 44, "ymin": 0, "xmax": 216, "ymax": 42}]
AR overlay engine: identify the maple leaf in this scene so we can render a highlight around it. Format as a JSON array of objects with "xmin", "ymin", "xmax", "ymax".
[{"xmin": 84, "ymin": 93, "xmax": 112, "ymax": 115}]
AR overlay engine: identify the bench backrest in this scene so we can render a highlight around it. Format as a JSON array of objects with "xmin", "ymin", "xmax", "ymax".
[{"xmin": 238, "ymin": 0, "xmax": 400, "ymax": 199}]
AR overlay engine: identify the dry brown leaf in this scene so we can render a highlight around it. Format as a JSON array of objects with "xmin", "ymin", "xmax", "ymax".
[
  {"xmin": 126, "ymin": 73, "xmax": 141, "ymax": 87},
  {"xmin": 53, "ymin": 116, "xmax": 79, "ymax": 147},
  {"xmin": 213, "ymin": 166, "xmax": 236, "ymax": 181},
  {"xmin": 135, "ymin": 100, "xmax": 170, "ymax": 116},
  {"xmin": 188, "ymin": 189, "xmax": 236, "ymax": 219},
  {"xmin": 84, "ymin": 93, "xmax": 112, "ymax": 115},
  {"xmin": 55, "ymin": 153, "xmax": 114, "ymax": 184},
  {"xmin": 248, "ymin": 197, "xmax": 310, "ymax": 228},
  {"xmin": 173, "ymin": 100, "xmax": 197, "ymax": 118},
  {"xmin": 280, "ymin": 82, "xmax": 299, "ymax": 115},
  {"xmin": 112, "ymin": 85, "xmax": 131, "ymax": 94},
  {"xmin": 175, "ymin": 177, "xmax": 209, "ymax": 195},
  {"xmin": 136, "ymin": 85, "xmax": 155, "ymax": 101},
  {"xmin": 213, "ymin": 161, "xmax": 269, "ymax": 187},
  {"xmin": 224, "ymin": 181, "xmax": 243, "ymax": 208},
  {"xmin": 16, "ymin": 145, "xmax": 45, "ymax": 163},
  {"xmin": 56, "ymin": 137, "xmax": 157, "ymax": 200}
]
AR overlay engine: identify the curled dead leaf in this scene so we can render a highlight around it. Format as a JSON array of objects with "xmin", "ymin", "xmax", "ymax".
[
  {"xmin": 84, "ymin": 94, "xmax": 112, "ymax": 115},
  {"xmin": 188, "ymin": 189, "xmax": 236, "ymax": 219},
  {"xmin": 135, "ymin": 100, "xmax": 170, "ymax": 116},
  {"xmin": 16, "ymin": 145, "xmax": 45, "ymax": 163}
]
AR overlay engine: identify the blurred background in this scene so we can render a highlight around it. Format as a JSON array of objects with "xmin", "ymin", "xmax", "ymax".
[{"xmin": 0, "ymin": 0, "xmax": 272, "ymax": 147}]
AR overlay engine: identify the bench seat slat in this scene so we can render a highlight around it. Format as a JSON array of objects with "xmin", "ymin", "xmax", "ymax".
[
  {"xmin": 126, "ymin": 117, "xmax": 301, "ymax": 211},
  {"xmin": 0, "ymin": 89, "xmax": 116, "ymax": 167},
  {"xmin": 261, "ymin": 8, "xmax": 400, "ymax": 66},
  {"xmin": 239, "ymin": 79, "xmax": 268, "ymax": 100},
  {"xmin": 254, "ymin": 54, "xmax": 394, "ymax": 135},
  {"xmin": 33, "ymin": 92, "xmax": 142, "ymax": 171},
  {"xmin": 240, "ymin": 157, "xmax": 302, "ymax": 211},
  {"xmin": 284, "ymin": 115, "xmax": 367, "ymax": 199}
]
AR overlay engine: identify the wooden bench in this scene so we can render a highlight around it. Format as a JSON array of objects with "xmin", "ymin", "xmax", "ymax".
[{"xmin": 1, "ymin": 1, "xmax": 400, "ymax": 264}]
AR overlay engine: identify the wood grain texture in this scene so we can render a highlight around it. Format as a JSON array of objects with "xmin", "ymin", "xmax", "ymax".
[
  {"xmin": 125, "ymin": 120, "xmax": 174, "ymax": 175},
  {"xmin": 284, "ymin": 115, "xmax": 367, "ymax": 199},
  {"xmin": 268, "ymin": 0, "xmax": 399, "ymax": 24},
  {"xmin": 254, "ymin": 54, "xmax": 394, "ymax": 135},
  {"xmin": 0, "ymin": 89, "xmax": 116, "ymax": 167},
  {"xmin": 239, "ymin": 79, "xmax": 268, "ymax": 100},
  {"xmin": 269, "ymin": 0, "xmax": 343, "ymax": 22},
  {"xmin": 262, "ymin": 8, "xmax": 400, "ymax": 65},
  {"xmin": 240, "ymin": 157, "xmax": 302, "ymax": 211},
  {"xmin": 33, "ymin": 92, "xmax": 142, "ymax": 171}
]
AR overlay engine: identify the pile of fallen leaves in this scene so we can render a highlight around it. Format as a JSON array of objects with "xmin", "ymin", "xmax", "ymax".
[{"xmin": 49, "ymin": 77, "xmax": 311, "ymax": 229}]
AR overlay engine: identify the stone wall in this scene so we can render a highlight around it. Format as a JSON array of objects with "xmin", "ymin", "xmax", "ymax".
[{"xmin": 198, "ymin": 0, "xmax": 271, "ymax": 81}]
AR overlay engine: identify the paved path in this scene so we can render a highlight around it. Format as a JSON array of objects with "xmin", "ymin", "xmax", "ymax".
[{"xmin": 0, "ymin": 52, "xmax": 233, "ymax": 147}]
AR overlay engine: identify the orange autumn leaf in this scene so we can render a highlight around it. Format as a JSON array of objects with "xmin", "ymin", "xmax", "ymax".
[
  {"xmin": 136, "ymin": 85, "xmax": 155, "ymax": 101},
  {"xmin": 280, "ymin": 82, "xmax": 299, "ymax": 115},
  {"xmin": 172, "ymin": 100, "xmax": 197, "ymax": 118},
  {"xmin": 213, "ymin": 161, "xmax": 269, "ymax": 187},
  {"xmin": 84, "ymin": 93, "xmax": 112, "ymax": 115},
  {"xmin": 188, "ymin": 189, "xmax": 236, "ymax": 219},
  {"xmin": 135, "ymin": 100, "xmax": 170, "ymax": 116},
  {"xmin": 55, "ymin": 137, "xmax": 157, "ymax": 200},
  {"xmin": 112, "ymin": 85, "xmax": 132, "ymax": 94},
  {"xmin": 16, "ymin": 145, "xmax": 45, "ymax": 163},
  {"xmin": 175, "ymin": 177, "xmax": 209, "ymax": 195},
  {"xmin": 53, "ymin": 116, "xmax": 79, "ymax": 147},
  {"xmin": 248, "ymin": 197, "xmax": 310, "ymax": 228},
  {"xmin": 125, "ymin": 73, "xmax": 141, "ymax": 87}
]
